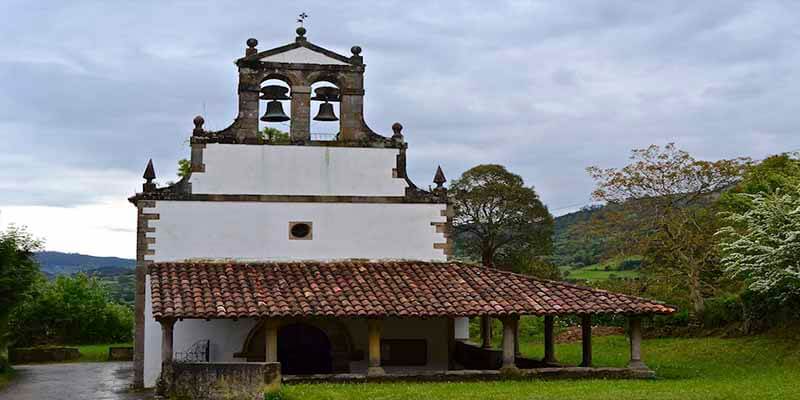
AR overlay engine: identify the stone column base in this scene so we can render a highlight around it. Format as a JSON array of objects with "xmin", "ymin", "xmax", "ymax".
[
  {"xmin": 628, "ymin": 360, "xmax": 648, "ymax": 370},
  {"xmin": 367, "ymin": 366, "xmax": 386, "ymax": 376}
]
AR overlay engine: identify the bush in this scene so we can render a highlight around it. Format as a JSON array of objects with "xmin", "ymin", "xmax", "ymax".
[
  {"xmin": 702, "ymin": 295, "xmax": 743, "ymax": 329},
  {"xmin": 9, "ymin": 274, "xmax": 133, "ymax": 346}
]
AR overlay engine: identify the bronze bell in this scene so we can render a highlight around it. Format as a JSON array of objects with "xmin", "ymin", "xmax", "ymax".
[
  {"xmin": 313, "ymin": 101, "xmax": 338, "ymax": 122},
  {"xmin": 261, "ymin": 100, "xmax": 290, "ymax": 122}
]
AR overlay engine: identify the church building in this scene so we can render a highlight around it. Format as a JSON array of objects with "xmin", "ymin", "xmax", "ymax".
[{"xmin": 129, "ymin": 27, "xmax": 675, "ymax": 389}]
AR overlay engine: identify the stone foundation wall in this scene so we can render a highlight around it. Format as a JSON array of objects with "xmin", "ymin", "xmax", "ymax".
[
  {"xmin": 163, "ymin": 362, "xmax": 281, "ymax": 400},
  {"xmin": 108, "ymin": 346, "xmax": 134, "ymax": 361},
  {"xmin": 10, "ymin": 347, "xmax": 80, "ymax": 364}
]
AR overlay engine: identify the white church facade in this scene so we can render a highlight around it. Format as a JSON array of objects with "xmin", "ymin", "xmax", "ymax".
[{"xmin": 129, "ymin": 27, "xmax": 675, "ymax": 389}]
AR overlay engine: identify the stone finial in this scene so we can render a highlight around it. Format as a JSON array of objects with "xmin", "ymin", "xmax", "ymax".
[
  {"xmin": 350, "ymin": 45, "xmax": 363, "ymax": 64},
  {"xmin": 391, "ymin": 122, "xmax": 403, "ymax": 140},
  {"xmin": 246, "ymin": 38, "xmax": 258, "ymax": 56},
  {"xmin": 193, "ymin": 115, "xmax": 205, "ymax": 136},
  {"xmin": 296, "ymin": 26, "xmax": 307, "ymax": 41},
  {"xmin": 433, "ymin": 166, "xmax": 447, "ymax": 188},
  {"xmin": 143, "ymin": 159, "xmax": 156, "ymax": 192}
]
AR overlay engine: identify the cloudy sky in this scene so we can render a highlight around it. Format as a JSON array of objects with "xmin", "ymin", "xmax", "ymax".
[{"xmin": 2, "ymin": 1, "xmax": 800, "ymax": 258}]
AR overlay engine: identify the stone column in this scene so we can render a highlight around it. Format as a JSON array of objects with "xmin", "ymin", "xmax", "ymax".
[
  {"xmin": 235, "ymin": 67, "xmax": 261, "ymax": 141},
  {"xmin": 628, "ymin": 316, "xmax": 647, "ymax": 369},
  {"xmin": 160, "ymin": 318, "xmax": 176, "ymax": 365},
  {"xmin": 500, "ymin": 316, "xmax": 518, "ymax": 372},
  {"xmin": 264, "ymin": 319, "xmax": 279, "ymax": 363},
  {"xmin": 290, "ymin": 85, "xmax": 311, "ymax": 141},
  {"xmin": 543, "ymin": 315, "xmax": 557, "ymax": 364},
  {"xmin": 480, "ymin": 316, "xmax": 492, "ymax": 349},
  {"xmin": 367, "ymin": 319, "xmax": 385, "ymax": 376},
  {"xmin": 580, "ymin": 314, "xmax": 592, "ymax": 367}
]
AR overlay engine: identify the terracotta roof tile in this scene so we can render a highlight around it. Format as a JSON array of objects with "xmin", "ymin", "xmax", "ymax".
[{"xmin": 147, "ymin": 261, "xmax": 676, "ymax": 320}]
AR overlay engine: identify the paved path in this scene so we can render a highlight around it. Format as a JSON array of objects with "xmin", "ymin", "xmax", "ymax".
[{"xmin": 1, "ymin": 362, "xmax": 152, "ymax": 400}]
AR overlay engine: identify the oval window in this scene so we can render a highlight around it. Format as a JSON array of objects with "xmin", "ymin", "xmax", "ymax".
[{"xmin": 289, "ymin": 222, "xmax": 312, "ymax": 240}]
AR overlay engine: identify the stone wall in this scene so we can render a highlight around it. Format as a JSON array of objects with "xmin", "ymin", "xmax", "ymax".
[
  {"xmin": 10, "ymin": 347, "xmax": 80, "ymax": 364},
  {"xmin": 163, "ymin": 362, "xmax": 281, "ymax": 400}
]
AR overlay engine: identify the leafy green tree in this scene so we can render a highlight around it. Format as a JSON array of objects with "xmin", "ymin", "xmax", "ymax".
[
  {"xmin": 0, "ymin": 225, "xmax": 42, "ymax": 371},
  {"xmin": 9, "ymin": 274, "xmax": 133, "ymax": 346},
  {"xmin": 261, "ymin": 127, "xmax": 290, "ymax": 143},
  {"xmin": 720, "ymin": 153, "xmax": 800, "ymax": 213},
  {"xmin": 718, "ymin": 190, "xmax": 800, "ymax": 304},
  {"xmin": 587, "ymin": 144, "xmax": 749, "ymax": 316},
  {"xmin": 450, "ymin": 164, "xmax": 553, "ymax": 269},
  {"xmin": 177, "ymin": 158, "xmax": 191, "ymax": 179}
]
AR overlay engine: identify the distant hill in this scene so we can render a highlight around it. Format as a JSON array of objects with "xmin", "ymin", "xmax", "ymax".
[
  {"xmin": 34, "ymin": 251, "xmax": 135, "ymax": 275},
  {"xmin": 551, "ymin": 206, "xmax": 607, "ymax": 268}
]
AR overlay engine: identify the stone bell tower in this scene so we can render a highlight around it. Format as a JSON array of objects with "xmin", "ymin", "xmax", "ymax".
[{"xmin": 228, "ymin": 27, "xmax": 381, "ymax": 144}]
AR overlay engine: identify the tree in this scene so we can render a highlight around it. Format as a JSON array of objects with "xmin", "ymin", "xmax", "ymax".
[
  {"xmin": 0, "ymin": 225, "xmax": 42, "ymax": 371},
  {"xmin": 718, "ymin": 190, "xmax": 800, "ymax": 304},
  {"xmin": 450, "ymin": 164, "xmax": 553, "ymax": 269},
  {"xmin": 719, "ymin": 153, "xmax": 800, "ymax": 213},
  {"xmin": 9, "ymin": 273, "xmax": 133, "ymax": 346},
  {"xmin": 587, "ymin": 144, "xmax": 748, "ymax": 316}
]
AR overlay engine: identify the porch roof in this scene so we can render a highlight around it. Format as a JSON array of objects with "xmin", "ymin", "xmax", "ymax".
[{"xmin": 147, "ymin": 261, "xmax": 675, "ymax": 320}]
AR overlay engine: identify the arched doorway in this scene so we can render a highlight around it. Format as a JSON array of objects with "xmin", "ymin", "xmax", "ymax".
[
  {"xmin": 235, "ymin": 319, "xmax": 354, "ymax": 373},
  {"xmin": 278, "ymin": 323, "xmax": 333, "ymax": 375}
]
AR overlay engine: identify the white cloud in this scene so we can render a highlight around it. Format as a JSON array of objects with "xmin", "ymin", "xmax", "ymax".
[{"xmin": 0, "ymin": 200, "xmax": 136, "ymax": 258}]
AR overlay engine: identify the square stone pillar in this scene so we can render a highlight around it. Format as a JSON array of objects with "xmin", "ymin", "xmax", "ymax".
[
  {"xmin": 628, "ymin": 316, "xmax": 647, "ymax": 370},
  {"xmin": 580, "ymin": 314, "xmax": 592, "ymax": 367},
  {"xmin": 500, "ymin": 316, "xmax": 519, "ymax": 372},
  {"xmin": 264, "ymin": 319, "xmax": 279, "ymax": 363},
  {"xmin": 160, "ymin": 318, "xmax": 176, "ymax": 365},
  {"xmin": 480, "ymin": 316, "xmax": 492, "ymax": 349},
  {"xmin": 367, "ymin": 319, "xmax": 385, "ymax": 376},
  {"xmin": 290, "ymin": 85, "xmax": 311, "ymax": 141},
  {"xmin": 446, "ymin": 318, "xmax": 456, "ymax": 370},
  {"xmin": 543, "ymin": 315, "xmax": 557, "ymax": 364}
]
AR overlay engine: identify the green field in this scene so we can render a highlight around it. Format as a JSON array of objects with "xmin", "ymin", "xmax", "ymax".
[
  {"xmin": 281, "ymin": 332, "xmax": 800, "ymax": 400},
  {"xmin": 75, "ymin": 343, "xmax": 132, "ymax": 362},
  {"xmin": 561, "ymin": 257, "xmax": 642, "ymax": 281}
]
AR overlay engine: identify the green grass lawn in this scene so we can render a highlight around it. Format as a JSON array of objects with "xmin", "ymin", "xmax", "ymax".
[
  {"xmin": 74, "ymin": 343, "xmax": 132, "ymax": 362},
  {"xmin": 281, "ymin": 332, "xmax": 800, "ymax": 400}
]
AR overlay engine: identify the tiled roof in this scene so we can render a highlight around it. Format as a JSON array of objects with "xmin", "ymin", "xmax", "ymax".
[{"xmin": 147, "ymin": 261, "xmax": 676, "ymax": 320}]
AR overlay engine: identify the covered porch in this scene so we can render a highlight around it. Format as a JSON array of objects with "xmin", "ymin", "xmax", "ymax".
[{"xmin": 148, "ymin": 260, "xmax": 674, "ymax": 382}]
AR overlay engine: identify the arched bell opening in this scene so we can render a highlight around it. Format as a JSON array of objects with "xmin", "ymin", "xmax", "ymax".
[
  {"xmin": 310, "ymin": 80, "xmax": 340, "ymax": 141},
  {"xmin": 258, "ymin": 78, "xmax": 292, "ymax": 140}
]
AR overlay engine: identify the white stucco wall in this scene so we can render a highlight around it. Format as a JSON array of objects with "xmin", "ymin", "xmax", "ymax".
[
  {"xmin": 260, "ymin": 47, "xmax": 350, "ymax": 65},
  {"xmin": 190, "ymin": 145, "xmax": 408, "ymax": 196},
  {"xmin": 146, "ymin": 201, "xmax": 447, "ymax": 262}
]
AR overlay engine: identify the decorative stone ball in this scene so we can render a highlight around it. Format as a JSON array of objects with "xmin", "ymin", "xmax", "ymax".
[
  {"xmin": 193, "ymin": 115, "xmax": 205, "ymax": 128},
  {"xmin": 351, "ymin": 46, "xmax": 362, "ymax": 56},
  {"xmin": 296, "ymin": 27, "xmax": 307, "ymax": 37},
  {"xmin": 391, "ymin": 122, "xmax": 403, "ymax": 137},
  {"xmin": 246, "ymin": 38, "xmax": 258, "ymax": 48}
]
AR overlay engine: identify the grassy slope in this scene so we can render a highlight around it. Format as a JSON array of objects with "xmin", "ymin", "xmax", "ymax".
[
  {"xmin": 562, "ymin": 257, "xmax": 642, "ymax": 281},
  {"xmin": 282, "ymin": 334, "xmax": 800, "ymax": 400}
]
